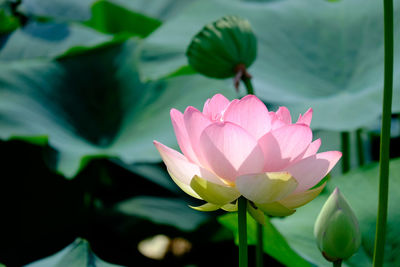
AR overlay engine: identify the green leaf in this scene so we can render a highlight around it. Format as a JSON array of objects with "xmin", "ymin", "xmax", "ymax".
[
  {"xmin": 0, "ymin": 22, "xmax": 115, "ymax": 61},
  {"xmin": 17, "ymin": 0, "xmax": 194, "ymax": 22},
  {"xmin": 0, "ymin": 39, "xmax": 235, "ymax": 178},
  {"xmin": 218, "ymin": 213, "xmax": 311, "ymax": 267},
  {"xmin": 106, "ymin": 0, "xmax": 197, "ymax": 21},
  {"xmin": 0, "ymin": 9, "xmax": 20, "ymax": 34},
  {"xmin": 271, "ymin": 158, "xmax": 400, "ymax": 266},
  {"xmin": 164, "ymin": 65, "xmax": 196, "ymax": 79},
  {"xmin": 84, "ymin": 0, "xmax": 162, "ymax": 38},
  {"xmin": 115, "ymin": 196, "xmax": 209, "ymax": 231},
  {"xmin": 25, "ymin": 238, "xmax": 122, "ymax": 267},
  {"xmin": 17, "ymin": 0, "xmax": 96, "ymax": 21},
  {"xmin": 139, "ymin": 0, "xmax": 400, "ymax": 130},
  {"xmin": 7, "ymin": 135, "xmax": 49, "ymax": 146}
]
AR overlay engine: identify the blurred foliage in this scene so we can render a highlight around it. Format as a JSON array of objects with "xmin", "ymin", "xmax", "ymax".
[
  {"xmin": 218, "ymin": 213, "xmax": 311, "ymax": 267},
  {"xmin": 25, "ymin": 239, "xmax": 123, "ymax": 267},
  {"xmin": 0, "ymin": 0, "xmax": 399, "ymax": 266},
  {"xmin": 0, "ymin": 140, "xmax": 237, "ymax": 266},
  {"xmin": 0, "ymin": 6, "xmax": 20, "ymax": 34},
  {"xmin": 17, "ymin": 0, "xmax": 96, "ymax": 21},
  {"xmin": 84, "ymin": 1, "xmax": 161, "ymax": 38},
  {"xmin": 141, "ymin": 0, "xmax": 400, "ymax": 131},
  {"xmin": 0, "ymin": 21, "xmax": 115, "ymax": 60},
  {"xmin": 0, "ymin": 40, "xmax": 235, "ymax": 177},
  {"xmin": 271, "ymin": 159, "xmax": 400, "ymax": 267},
  {"xmin": 219, "ymin": 159, "xmax": 400, "ymax": 266}
]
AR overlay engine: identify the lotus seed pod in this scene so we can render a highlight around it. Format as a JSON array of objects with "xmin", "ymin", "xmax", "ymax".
[
  {"xmin": 186, "ymin": 15, "xmax": 257, "ymax": 79},
  {"xmin": 314, "ymin": 188, "xmax": 361, "ymax": 262}
]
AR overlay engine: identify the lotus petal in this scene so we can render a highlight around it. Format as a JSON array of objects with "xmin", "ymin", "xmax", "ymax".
[
  {"xmin": 256, "ymin": 202, "xmax": 295, "ymax": 217},
  {"xmin": 189, "ymin": 202, "xmax": 221, "ymax": 211},
  {"xmin": 190, "ymin": 175, "xmax": 240, "ymax": 205},
  {"xmin": 259, "ymin": 124, "xmax": 312, "ymax": 171},
  {"xmin": 202, "ymin": 93, "xmax": 230, "ymax": 120},
  {"xmin": 236, "ymin": 172, "xmax": 298, "ymax": 204},
  {"xmin": 154, "ymin": 141, "xmax": 225, "ymax": 199},
  {"xmin": 286, "ymin": 151, "xmax": 342, "ymax": 193},
  {"xmin": 199, "ymin": 122, "xmax": 264, "ymax": 181},
  {"xmin": 222, "ymin": 94, "xmax": 271, "ymax": 139}
]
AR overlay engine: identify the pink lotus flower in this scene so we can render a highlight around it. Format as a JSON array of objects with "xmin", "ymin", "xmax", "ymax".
[{"xmin": 154, "ymin": 94, "xmax": 341, "ymax": 221}]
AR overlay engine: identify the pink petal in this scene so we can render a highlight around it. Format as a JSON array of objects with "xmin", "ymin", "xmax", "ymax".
[
  {"xmin": 292, "ymin": 138, "xmax": 322, "ymax": 163},
  {"xmin": 153, "ymin": 141, "xmax": 224, "ymax": 187},
  {"xmin": 199, "ymin": 122, "xmax": 265, "ymax": 182},
  {"xmin": 269, "ymin": 111, "xmax": 286, "ymax": 130},
  {"xmin": 303, "ymin": 138, "xmax": 321, "ymax": 158},
  {"xmin": 222, "ymin": 95, "xmax": 271, "ymax": 140},
  {"xmin": 286, "ymin": 151, "xmax": 342, "ymax": 193},
  {"xmin": 279, "ymin": 182, "xmax": 326, "ymax": 209},
  {"xmin": 297, "ymin": 108, "xmax": 313, "ymax": 126},
  {"xmin": 276, "ymin": 106, "xmax": 292, "ymax": 124},
  {"xmin": 258, "ymin": 124, "xmax": 313, "ymax": 171},
  {"xmin": 170, "ymin": 109, "xmax": 200, "ymax": 164},
  {"xmin": 202, "ymin": 94, "xmax": 230, "ymax": 121},
  {"xmin": 183, "ymin": 106, "xmax": 212, "ymax": 168},
  {"xmin": 236, "ymin": 172, "xmax": 298, "ymax": 204}
]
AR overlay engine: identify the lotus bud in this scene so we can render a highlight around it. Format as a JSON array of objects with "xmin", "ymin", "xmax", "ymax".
[
  {"xmin": 186, "ymin": 16, "xmax": 257, "ymax": 89},
  {"xmin": 314, "ymin": 187, "xmax": 361, "ymax": 262}
]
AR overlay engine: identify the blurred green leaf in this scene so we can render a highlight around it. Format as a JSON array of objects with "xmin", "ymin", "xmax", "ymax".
[
  {"xmin": 84, "ymin": 0, "xmax": 161, "ymax": 38},
  {"xmin": 271, "ymin": 158, "xmax": 400, "ymax": 266},
  {"xmin": 116, "ymin": 196, "xmax": 209, "ymax": 231},
  {"xmin": 109, "ymin": 0, "xmax": 197, "ymax": 21},
  {"xmin": 1, "ymin": 0, "xmax": 165, "ymax": 61},
  {"xmin": 218, "ymin": 213, "xmax": 311, "ymax": 267},
  {"xmin": 25, "ymin": 238, "xmax": 123, "ymax": 267},
  {"xmin": 0, "ymin": 40, "xmax": 235, "ymax": 178},
  {"xmin": 0, "ymin": 22, "xmax": 115, "ymax": 61},
  {"xmin": 218, "ymin": 159, "xmax": 400, "ymax": 266},
  {"xmin": 17, "ymin": 0, "xmax": 194, "ymax": 22},
  {"xmin": 17, "ymin": 0, "xmax": 96, "ymax": 21},
  {"xmin": 0, "ymin": 9, "xmax": 20, "ymax": 34},
  {"xmin": 164, "ymin": 65, "xmax": 197, "ymax": 79},
  {"xmin": 7, "ymin": 135, "xmax": 48, "ymax": 146},
  {"xmin": 139, "ymin": 0, "xmax": 400, "ymax": 131}
]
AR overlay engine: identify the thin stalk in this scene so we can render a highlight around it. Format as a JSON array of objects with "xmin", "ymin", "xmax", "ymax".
[
  {"xmin": 333, "ymin": 259, "xmax": 342, "ymax": 267},
  {"xmin": 356, "ymin": 129, "xmax": 365, "ymax": 166},
  {"xmin": 242, "ymin": 76, "xmax": 254, "ymax": 95},
  {"xmin": 238, "ymin": 197, "xmax": 248, "ymax": 267},
  {"xmin": 341, "ymin": 132, "xmax": 351, "ymax": 173},
  {"xmin": 373, "ymin": 0, "xmax": 394, "ymax": 266},
  {"xmin": 256, "ymin": 223, "xmax": 264, "ymax": 267}
]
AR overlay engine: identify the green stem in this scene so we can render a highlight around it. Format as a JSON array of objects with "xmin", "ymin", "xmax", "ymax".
[
  {"xmin": 333, "ymin": 259, "xmax": 342, "ymax": 267},
  {"xmin": 238, "ymin": 197, "xmax": 248, "ymax": 267},
  {"xmin": 242, "ymin": 76, "xmax": 254, "ymax": 95},
  {"xmin": 256, "ymin": 223, "xmax": 263, "ymax": 267},
  {"xmin": 356, "ymin": 129, "xmax": 365, "ymax": 166},
  {"xmin": 341, "ymin": 132, "xmax": 350, "ymax": 173},
  {"xmin": 373, "ymin": 0, "xmax": 393, "ymax": 266}
]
